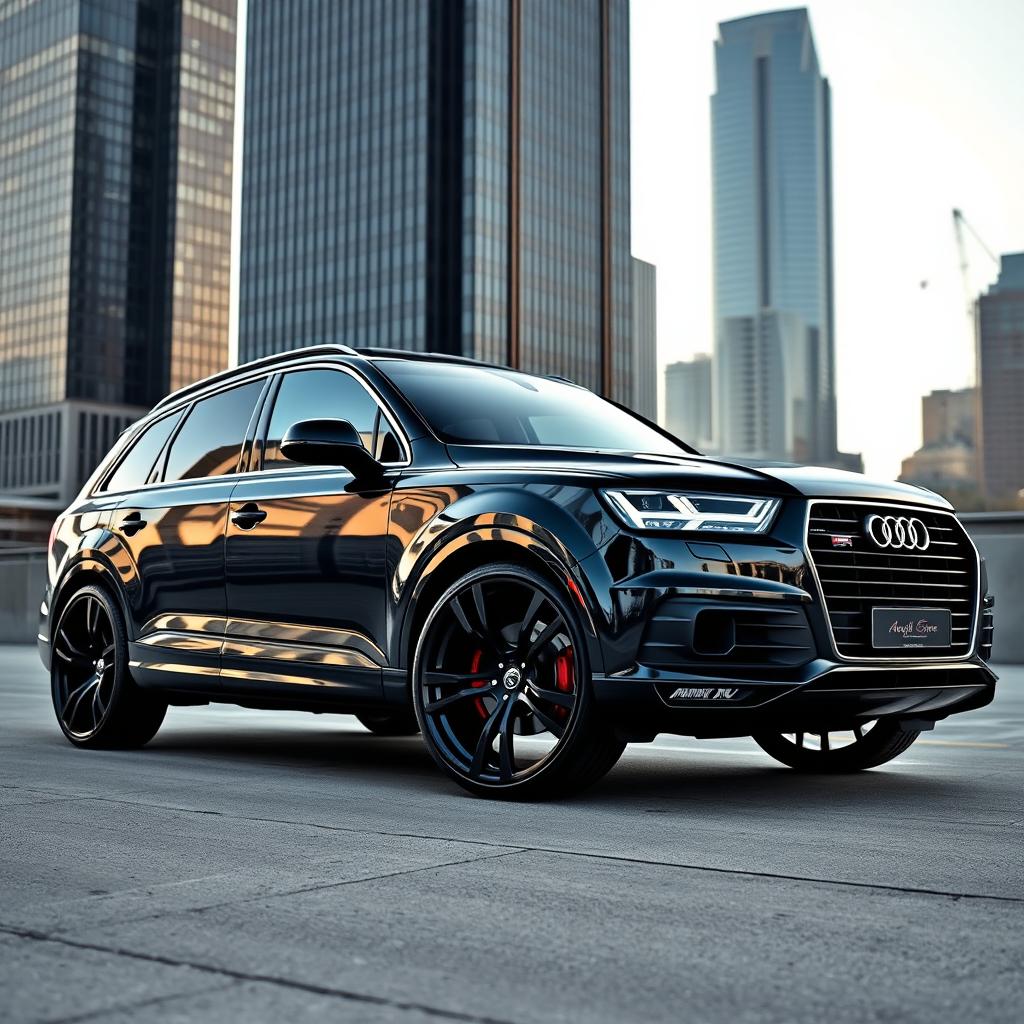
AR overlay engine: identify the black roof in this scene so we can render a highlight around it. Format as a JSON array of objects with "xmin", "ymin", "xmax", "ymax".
[{"xmin": 151, "ymin": 345, "xmax": 581, "ymax": 414}]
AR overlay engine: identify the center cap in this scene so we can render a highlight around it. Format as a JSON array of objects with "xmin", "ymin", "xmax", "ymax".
[
  {"xmin": 502, "ymin": 667, "xmax": 522, "ymax": 690},
  {"xmin": 95, "ymin": 658, "xmax": 105, "ymax": 674}
]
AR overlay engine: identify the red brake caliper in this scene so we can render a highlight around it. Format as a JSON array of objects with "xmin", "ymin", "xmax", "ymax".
[
  {"xmin": 469, "ymin": 649, "xmax": 488, "ymax": 718},
  {"xmin": 554, "ymin": 648, "xmax": 574, "ymax": 719}
]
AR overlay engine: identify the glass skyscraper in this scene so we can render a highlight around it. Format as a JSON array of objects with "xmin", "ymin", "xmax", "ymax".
[
  {"xmin": 0, "ymin": 0, "xmax": 236, "ymax": 502},
  {"xmin": 239, "ymin": 0, "xmax": 632, "ymax": 402},
  {"xmin": 631, "ymin": 257, "xmax": 657, "ymax": 421},
  {"xmin": 977, "ymin": 253, "xmax": 1024, "ymax": 501},
  {"xmin": 711, "ymin": 8, "xmax": 836, "ymax": 462}
]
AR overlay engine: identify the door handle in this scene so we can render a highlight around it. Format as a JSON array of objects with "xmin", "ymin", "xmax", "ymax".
[
  {"xmin": 119, "ymin": 511, "xmax": 147, "ymax": 536},
  {"xmin": 231, "ymin": 502, "xmax": 267, "ymax": 530}
]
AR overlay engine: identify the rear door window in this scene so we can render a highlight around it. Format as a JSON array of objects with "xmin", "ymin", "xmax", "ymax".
[{"xmin": 163, "ymin": 380, "xmax": 265, "ymax": 483}]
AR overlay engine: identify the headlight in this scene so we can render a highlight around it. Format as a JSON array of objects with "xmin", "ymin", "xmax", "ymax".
[{"xmin": 602, "ymin": 490, "xmax": 781, "ymax": 533}]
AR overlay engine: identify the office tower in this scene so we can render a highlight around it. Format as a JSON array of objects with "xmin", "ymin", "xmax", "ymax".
[
  {"xmin": 711, "ymin": 8, "xmax": 836, "ymax": 462},
  {"xmin": 922, "ymin": 388, "xmax": 977, "ymax": 449},
  {"xmin": 239, "ymin": 0, "xmax": 632, "ymax": 401},
  {"xmin": 899, "ymin": 388, "xmax": 978, "ymax": 494},
  {"xmin": 631, "ymin": 258, "xmax": 657, "ymax": 420},
  {"xmin": 0, "ymin": 0, "xmax": 237, "ymax": 504},
  {"xmin": 664, "ymin": 355, "xmax": 713, "ymax": 451},
  {"xmin": 977, "ymin": 253, "xmax": 1024, "ymax": 502}
]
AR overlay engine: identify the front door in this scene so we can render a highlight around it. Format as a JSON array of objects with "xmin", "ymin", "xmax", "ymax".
[{"xmin": 222, "ymin": 366, "xmax": 402, "ymax": 703}]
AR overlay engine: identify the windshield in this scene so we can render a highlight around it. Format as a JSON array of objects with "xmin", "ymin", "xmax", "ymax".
[{"xmin": 377, "ymin": 360, "xmax": 692, "ymax": 456}]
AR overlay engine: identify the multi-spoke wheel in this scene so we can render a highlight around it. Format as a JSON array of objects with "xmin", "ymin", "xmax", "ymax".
[
  {"xmin": 51, "ymin": 584, "xmax": 166, "ymax": 749},
  {"xmin": 752, "ymin": 719, "xmax": 921, "ymax": 772},
  {"xmin": 412, "ymin": 564, "xmax": 624, "ymax": 798}
]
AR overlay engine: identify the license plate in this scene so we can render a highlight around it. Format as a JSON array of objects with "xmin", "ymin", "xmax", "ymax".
[{"xmin": 871, "ymin": 607, "xmax": 951, "ymax": 649}]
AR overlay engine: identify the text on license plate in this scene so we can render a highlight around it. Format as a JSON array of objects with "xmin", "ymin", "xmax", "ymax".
[{"xmin": 871, "ymin": 607, "xmax": 951, "ymax": 649}]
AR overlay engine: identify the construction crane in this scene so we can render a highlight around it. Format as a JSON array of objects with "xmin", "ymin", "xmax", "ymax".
[
  {"xmin": 951, "ymin": 209, "xmax": 999, "ymax": 388},
  {"xmin": 952, "ymin": 208, "xmax": 999, "ymax": 315}
]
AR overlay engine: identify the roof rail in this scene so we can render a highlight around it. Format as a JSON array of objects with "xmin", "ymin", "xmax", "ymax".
[
  {"xmin": 151, "ymin": 344, "xmax": 360, "ymax": 413},
  {"xmin": 355, "ymin": 347, "xmax": 499, "ymax": 368}
]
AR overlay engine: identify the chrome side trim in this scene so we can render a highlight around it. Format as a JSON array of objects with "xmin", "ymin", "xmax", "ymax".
[
  {"xmin": 221, "ymin": 637, "xmax": 378, "ymax": 670},
  {"xmin": 803, "ymin": 499, "xmax": 981, "ymax": 664},
  {"xmin": 219, "ymin": 666, "xmax": 359, "ymax": 688},
  {"xmin": 95, "ymin": 358, "xmax": 411, "ymax": 498},
  {"xmin": 137, "ymin": 613, "xmax": 386, "ymax": 669},
  {"xmin": 224, "ymin": 617, "xmax": 386, "ymax": 666},
  {"xmin": 128, "ymin": 660, "xmax": 220, "ymax": 678},
  {"xmin": 670, "ymin": 586, "xmax": 811, "ymax": 602},
  {"xmin": 140, "ymin": 613, "xmax": 227, "ymax": 636},
  {"xmin": 137, "ymin": 631, "xmax": 223, "ymax": 653}
]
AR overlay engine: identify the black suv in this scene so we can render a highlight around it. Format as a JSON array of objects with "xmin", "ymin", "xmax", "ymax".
[{"xmin": 39, "ymin": 346, "xmax": 997, "ymax": 797}]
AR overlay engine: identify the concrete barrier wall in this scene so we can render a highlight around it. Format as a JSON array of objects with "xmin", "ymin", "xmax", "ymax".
[
  {"xmin": 1, "ymin": 518, "xmax": 1021, "ymax": 661},
  {"xmin": 0, "ymin": 551, "xmax": 46, "ymax": 644},
  {"xmin": 960, "ymin": 513, "xmax": 1024, "ymax": 665}
]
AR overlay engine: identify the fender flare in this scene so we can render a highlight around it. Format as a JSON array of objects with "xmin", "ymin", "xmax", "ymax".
[
  {"xmin": 392, "ymin": 513, "xmax": 603, "ymax": 674},
  {"xmin": 51, "ymin": 552, "xmax": 134, "ymax": 641}
]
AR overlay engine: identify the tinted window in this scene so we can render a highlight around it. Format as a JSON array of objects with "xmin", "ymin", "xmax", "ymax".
[
  {"xmin": 378, "ymin": 361, "xmax": 687, "ymax": 456},
  {"xmin": 164, "ymin": 380, "xmax": 265, "ymax": 482},
  {"xmin": 103, "ymin": 411, "xmax": 182, "ymax": 493},
  {"xmin": 264, "ymin": 369, "xmax": 382, "ymax": 469}
]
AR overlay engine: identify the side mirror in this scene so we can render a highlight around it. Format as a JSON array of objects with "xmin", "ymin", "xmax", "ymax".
[{"xmin": 280, "ymin": 419, "xmax": 381, "ymax": 478}]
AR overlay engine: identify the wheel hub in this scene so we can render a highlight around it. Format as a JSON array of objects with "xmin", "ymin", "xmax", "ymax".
[
  {"xmin": 502, "ymin": 666, "xmax": 522, "ymax": 690},
  {"xmin": 95, "ymin": 658, "xmax": 105, "ymax": 674}
]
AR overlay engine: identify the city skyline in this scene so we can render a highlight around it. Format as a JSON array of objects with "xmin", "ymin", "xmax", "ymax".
[
  {"xmin": 3, "ymin": 1, "xmax": 1023, "ymax": 504},
  {"xmin": 632, "ymin": 0, "xmax": 1024, "ymax": 479}
]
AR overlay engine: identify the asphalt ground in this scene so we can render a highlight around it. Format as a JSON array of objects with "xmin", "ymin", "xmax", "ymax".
[{"xmin": 2, "ymin": 643, "xmax": 1022, "ymax": 1023}]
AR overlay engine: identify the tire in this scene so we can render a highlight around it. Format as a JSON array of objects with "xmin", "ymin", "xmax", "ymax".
[
  {"xmin": 412, "ymin": 563, "xmax": 625, "ymax": 799},
  {"xmin": 50, "ymin": 584, "xmax": 167, "ymax": 749},
  {"xmin": 356, "ymin": 711, "xmax": 420, "ymax": 736},
  {"xmin": 752, "ymin": 719, "xmax": 920, "ymax": 772}
]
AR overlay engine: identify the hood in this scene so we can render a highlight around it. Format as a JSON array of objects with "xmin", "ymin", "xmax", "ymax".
[{"xmin": 443, "ymin": 445, "xmax": 952, "ymax": 510}]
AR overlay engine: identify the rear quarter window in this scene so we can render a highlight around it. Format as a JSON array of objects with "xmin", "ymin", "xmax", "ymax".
[{"xmin": 102, "ymin": 411, "xmax": 182, "ymax": 494}]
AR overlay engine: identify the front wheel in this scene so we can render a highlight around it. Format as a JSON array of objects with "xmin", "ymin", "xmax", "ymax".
[
  {"xmin": 753, "ymin": 720, "xmax": 920, "ymax": 772},
  {"xmin": 412, "ymin": 564, "xmax": 624, "ymax": 799},
  {"xmin": 51, "ymin": 584, "xmax": 167, "ymax": 749}
]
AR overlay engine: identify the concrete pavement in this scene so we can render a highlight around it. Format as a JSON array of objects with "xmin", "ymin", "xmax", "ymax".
[{"xmin": 1, "ymin": 644, "xmax": 1022, "ymax": 1023}]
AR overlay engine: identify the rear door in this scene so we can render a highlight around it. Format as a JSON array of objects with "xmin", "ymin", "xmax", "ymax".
[
  {"xmin": 222, "ymin": 365, "xmax": 405, "ymax": 703},
  {"xmin": 111, "ymin": 378, "xmax": 269, "ymax": 689}
]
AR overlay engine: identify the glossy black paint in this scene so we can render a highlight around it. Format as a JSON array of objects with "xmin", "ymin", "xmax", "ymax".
[{"xmin": 39, "ymin": 346, "xmax": 997, "ymax": 738}]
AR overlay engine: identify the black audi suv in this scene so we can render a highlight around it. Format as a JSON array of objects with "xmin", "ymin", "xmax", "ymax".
[{"xmin": 39, "ymin": 346, "xmax": 997, "ymax": 797}]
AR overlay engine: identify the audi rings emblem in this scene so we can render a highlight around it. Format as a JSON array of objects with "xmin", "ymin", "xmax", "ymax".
[{"xmin": 864, "ymin": 514, "xmax": 930, "ymax": 551}]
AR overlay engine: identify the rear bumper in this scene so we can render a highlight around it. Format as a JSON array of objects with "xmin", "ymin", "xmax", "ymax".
[{"xmin": 592, "ymin": 658, "xmax": 997, "ymax": 740}]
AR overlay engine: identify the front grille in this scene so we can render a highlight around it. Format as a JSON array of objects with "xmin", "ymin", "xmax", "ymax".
[{"xmin": 806, "ymin": 502, "xmax": 978, "ymax": 660}]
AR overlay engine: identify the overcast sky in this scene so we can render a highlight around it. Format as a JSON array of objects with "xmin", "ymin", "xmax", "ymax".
[{"xmin": 631, "ymin": 0, "xmax": 1024, "ymax": 479}]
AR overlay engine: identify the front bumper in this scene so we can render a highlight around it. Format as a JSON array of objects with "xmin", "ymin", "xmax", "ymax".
[
  {"xmin": 592, "ymin": 658, "xmax": 997, "ymax": 740},
  {"xmin": 584, "ymin": 499, "xmax": 996, "ymax": 739}
]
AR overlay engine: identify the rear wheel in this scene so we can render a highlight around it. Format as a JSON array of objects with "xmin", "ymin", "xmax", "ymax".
[
  {"xmin": 753, "ymin": 720, "xmax": 920, "ymax": 772},
  {"xmin": 412, "ymin": 564, "xmax": 624, "ymax": 799},
  {"xmin": 51, "ymin": 584, "xmax": 166, "ymax": 749},
  {"xmin": 356, "ymin": 711, "xmax": 420, "ymax": 736}
]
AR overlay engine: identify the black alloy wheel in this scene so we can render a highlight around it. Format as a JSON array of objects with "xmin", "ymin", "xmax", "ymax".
[
  {"xmin": 412, "ymin": 564, "xmax": 625, "ymax": 798},
  {"xmin": 752, "ymin": 719, "xmax": 921, "ymax": 772},
  {"xmin": 51, "ymin": 584, "xmax": 166, "ymax": 749}
]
